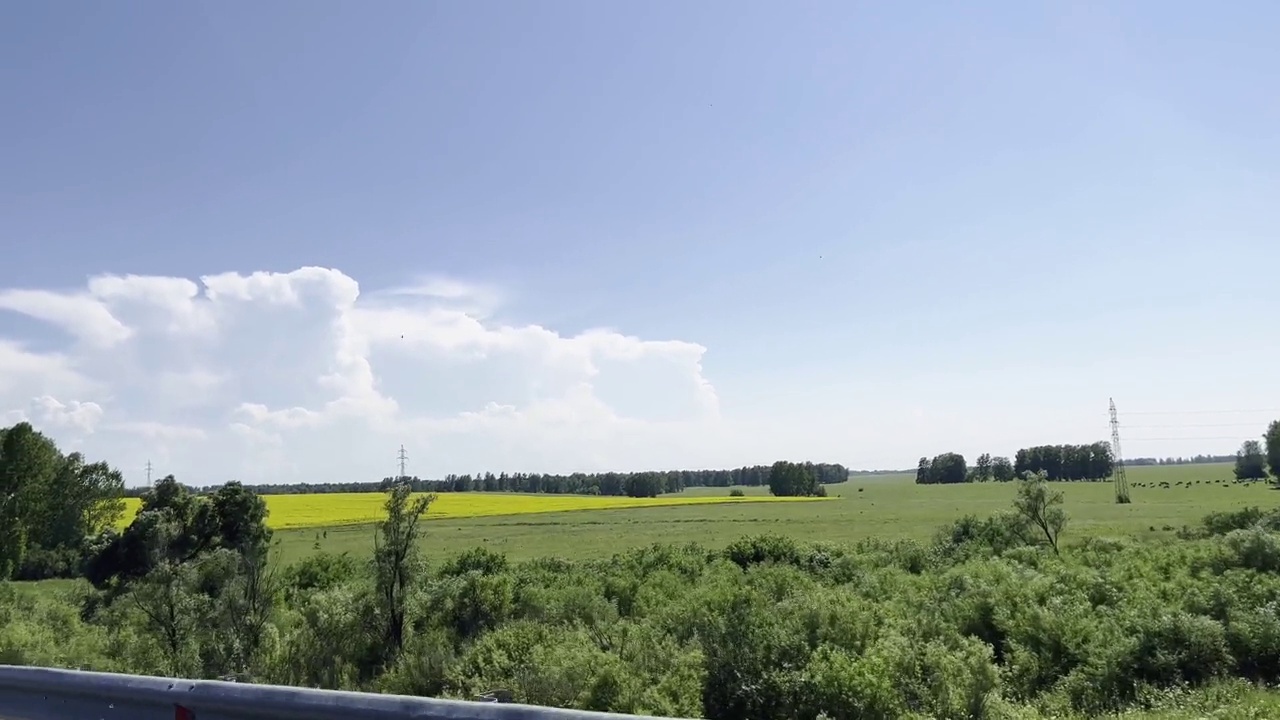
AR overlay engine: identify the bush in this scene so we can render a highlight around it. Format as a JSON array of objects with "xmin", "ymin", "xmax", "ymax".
[
  {"xmin": 724, "ymin": 535, "xmax": 802, "ymax": 570},
  {"xmin": 439, "ymin": 547, "xmax": 509, "ymax": 578},
  {"xmin": 14, "ymin": 546, "xmax": 84, "ymax": 581},
  {"xmin": 1201, "ymin": 507, "xmax": 1280, "ymax": 537},
  {"xmin": 1131, "ymin": 611, "xmax": 1233, "ymax": 687},
  {"xmin": 935, "ymin": 512, "xmax": 1030, "ymax": 559},
  {"xmin": 1218, "ymin": 528, "xmax": 1280, "ymax": 573},
  {"xmin": 279, "ymin": 551, "xmax": 359, "ymax": 600},
  {"xmin": 729, "ymin": 488, "xmax": 745, "ymax": 497},
  {"xmin": 1226, "ymin": 604, "xmax": 1280, "ymax": 683}
]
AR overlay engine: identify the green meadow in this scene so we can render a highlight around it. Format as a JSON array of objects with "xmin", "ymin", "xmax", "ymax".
[{"xmin": 264, "ymin": 462, "xmax": 1271, "ymax": 564}]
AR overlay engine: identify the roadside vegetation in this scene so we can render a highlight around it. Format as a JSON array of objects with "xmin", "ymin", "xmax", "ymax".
[{"xmin": 6, "ymin": 470, "xmax": 1280, "ymax": 718}]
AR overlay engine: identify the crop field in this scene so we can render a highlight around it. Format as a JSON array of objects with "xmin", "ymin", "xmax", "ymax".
[
  {"xmin": 111, "ymin": 462, "xmax": 1279, "ymax": 566},
  {"xmin": 248, "ymin": 461, "xmax": 1279, "ymax": 564},
  {"xmin": 118, "ymin": 491, "xmax": 825, "ymax": 530}
]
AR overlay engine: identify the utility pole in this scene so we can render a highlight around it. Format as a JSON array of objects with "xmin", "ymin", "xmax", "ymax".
[
  {"xmin": 1109, "ymin": 398, "xmax": 1131, "ymax": 504},
  {"xmin": 397, "ymin": 445, "xmax": 408, "ymax": 481}
]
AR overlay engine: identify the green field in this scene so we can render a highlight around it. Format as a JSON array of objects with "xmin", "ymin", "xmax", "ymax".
[{"xmin": 268, "ymin": 462, "xmax": 1277, "ymax": 565}]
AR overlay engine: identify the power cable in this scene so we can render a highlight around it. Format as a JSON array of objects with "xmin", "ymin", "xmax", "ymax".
[
  {"xmin": 1121, "ymin": 409, "xmax": 1280, "ymax": 416},
  {"xmin": 1125, "ymin": 423, "xmax": 1264, "ymax": 429},
  {"xmin": 1125, "ymin": 436, "xmax": 1253, "ymax": 442}
]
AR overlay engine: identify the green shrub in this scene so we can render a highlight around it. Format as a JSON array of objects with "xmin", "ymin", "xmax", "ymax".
[
  {"xmin": 438, "ymin": 547, "xmax": 509, "ymax": 578},
  {"xmin": 17, "ymin": 501, "xmax": 1280, "ymax": 717},
  {"xmin": 724, "ymin": 534, "xmax": 802, "ymax": 570}
]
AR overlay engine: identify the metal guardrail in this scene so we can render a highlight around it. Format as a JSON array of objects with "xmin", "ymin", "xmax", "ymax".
[{"xmin": 0, "ymin": 666, "xmax": 685, "ymax": 720}]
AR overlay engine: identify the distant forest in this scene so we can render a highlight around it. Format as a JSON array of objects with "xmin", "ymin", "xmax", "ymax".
[
  {"xmin": 125, "ymin": 462, "xmax": 850, "ymax": 498},
  {"xmin": 1123, "ymin": 454, "xmax": 1236, "ymax": 466},
  {"xmin": 120, "ymin": 455, "xmax": 1242, "ymax": 498}
]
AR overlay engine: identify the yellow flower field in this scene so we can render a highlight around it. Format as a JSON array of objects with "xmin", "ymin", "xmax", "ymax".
[{"xmin": 118, "ymin": 492, "xmax": 824, "ymax": 530}]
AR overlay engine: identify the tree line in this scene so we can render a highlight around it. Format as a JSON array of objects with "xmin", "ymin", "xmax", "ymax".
[
  {"xmin": 916, "ymin": 442, "xmax": 1116, "ymax": 485},
  {"xmin": 1126, "ymin": 454, "xmax": 1236, "ymax": 466},
  {"xmin": 380, "ymin": 461, "xmax": 839, "ymax": 498},
  {"xmin": 151, "ymin": 462, "xmax": 852, "ymax": 499},
  {"xmin": 915, "ymin": 417, "xmax": 1280, "ymax": 489},
  {"xmin": 1013, "ymin": 443, "xmax": 1115, "ymax": 481},
  {"xmin": 912, "ymin": 452, "xmax": 1243, "ymax": 482}
]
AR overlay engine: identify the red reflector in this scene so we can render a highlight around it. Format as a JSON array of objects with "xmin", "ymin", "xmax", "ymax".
[{"xmin": 175, "ymin": 704, "xmax": 195, "ymax": 720}]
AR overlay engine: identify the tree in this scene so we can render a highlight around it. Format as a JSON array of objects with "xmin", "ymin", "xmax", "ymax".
[
  {"xmin": 1235, "ymin": 440, "xmax": 1268, "ymax": 481},
  {"xmin": 125, "ymin": 560, "xmax": 206, "ymax": 676},
  {"xmin": 915, "ymin": 457, "xmax": 932, "ymax": 485},
  {"xmin": 929, "ymin": 453, "xmax": 967, "ymax": 485},
  {"xmin": 373, "ymin": 483, "xmax": 435, "ymax": 663},
  {"xmin": 624, "ymin": 474, "xmax": 662, "ymax": 498},
  {"xmin": 975, "ymin": 454, "xmax": 993, "ymax": 482},
  {"xmin": 0, "ymin": 423, "xmax": 61, "ymax": 578},
  {"xmin": 86, "ymin": 476, "xmax": 268, "ymax": 591},
  {"xmin": 87, "ymin": 475, "xmax": 211, "ymax": 589},
  {"xmin": 0, "ymin": 493, "xmax": 23, "ymax": 579},
  {"xmin": 991, "ymin": 456, "xmax": 1015, "ymax": 483},
  {"xmin": 80, "ymin": 461, "xmax": 127, "ymax": 535},
  {"xmin": 206, "ymin": 547, "xmax": 279, "ymax": 678},
  {"xmin": 914, "ymin": 453, "xmax": 969, "ymax": 484},
  {"xmin": 767, "ymin": 461, "xmax": 824, "ymax": 497},
  {"xmin": 1087, "ymin": 442, "xmax": 1116, "ymax": 481},
  {"xmin": 42, "ymin": 454, "xmax": 126, "ymax": 551},
  {"xmin": 211, "ymin": 481, "xmax": 272, "ymax": 561},
  {"xmin": 1265, "ymin": 421, "xmax": 1280, "ymax": 481},
  {"xmin": 1013, "ymin": 472, "xmax": 1067, "ymax": 555}
]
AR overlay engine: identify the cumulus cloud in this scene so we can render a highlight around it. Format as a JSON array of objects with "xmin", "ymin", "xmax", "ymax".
[
  {"xmin": 0, "ymin": 290, "xmax": 132, "ymax": 346},
  {"xmin": 30, "ymin": 395, "xmax": 105, "ymax": 434},
  {"xmin": 0, "ymin": 267, "xmax": 723, "ymax": 485}
]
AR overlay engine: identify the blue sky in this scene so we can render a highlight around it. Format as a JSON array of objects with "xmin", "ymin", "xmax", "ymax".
[{"xmin": 2, "ymin": 1, "xmax": 1278, "ymax": 485}]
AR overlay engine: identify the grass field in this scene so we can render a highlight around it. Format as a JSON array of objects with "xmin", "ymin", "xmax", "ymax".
[
  {"xmin": 251, "ymin": 461, "xmax": 1278, "ymax": 565},
  {"xmin": 31, "ymin": 464, "xmax": 1270, "ymax": 590}
]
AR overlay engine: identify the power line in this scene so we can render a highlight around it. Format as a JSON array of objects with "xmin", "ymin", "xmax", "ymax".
[
  {"xmin": 1125, "ymin": 423, "xmax": 1263, "ymax": 429},
  {"xmin": 1125, "ymin": 436, "xmax": 1250, "ymax": 442},
  {"xmin": 1109, "ymin": 402, "xmax": 1267, "ymax": 458},
  {"xmin": 1121, "ymin": 409, "xmax": 1280, "ymax": 416}
]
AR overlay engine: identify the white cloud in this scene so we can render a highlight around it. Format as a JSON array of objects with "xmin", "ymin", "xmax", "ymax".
[
  {"xmin": 30, "ymin": 395, "xmax": 105, "ymax": 434},
  {"xmin": 0, "ymin": 289, "xmax": 132, "ymax": 347},
  {"xmin": 109, "ymin": 421, "xmax": 207, "ymax": 442},
  {"xmin": 0, "ymin": 267, "xmax": 724, "ymax": 486},
  {"xmin": 0, "ymin": 340, "xmax": 92, "ymax": 397},
  {"xmin": 374, "ymin": 275, "xmax": 504, "ymax": 317}
]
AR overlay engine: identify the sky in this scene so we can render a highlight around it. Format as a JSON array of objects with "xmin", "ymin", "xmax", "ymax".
[{"xmin": 2, "ymin": 1, "xmax": 1279, "ymax": 487}]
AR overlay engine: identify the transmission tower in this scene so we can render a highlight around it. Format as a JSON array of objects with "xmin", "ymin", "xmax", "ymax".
[
  {"xmin": 397, "ymin": 444, "xmax": 408, "ymax": 481},
  {"xmin": 1109, "ymin": 398, "xmax": 1131, "ymax": 504},
  {"xmin": 145, "ymin": 460, "xmax": 153, "ymax": 488}
]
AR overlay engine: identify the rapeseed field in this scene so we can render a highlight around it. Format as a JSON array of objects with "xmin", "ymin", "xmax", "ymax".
[{"xmin": 117, "ymin": 492, "xmax": 823, "ymax": 530}]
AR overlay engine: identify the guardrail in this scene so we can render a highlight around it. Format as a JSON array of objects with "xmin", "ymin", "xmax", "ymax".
[{"xmin": 0, "ymin": 666, "xmax": 686, "ymax": 720}]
